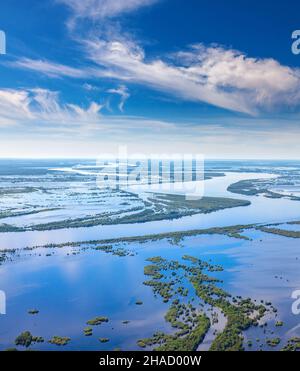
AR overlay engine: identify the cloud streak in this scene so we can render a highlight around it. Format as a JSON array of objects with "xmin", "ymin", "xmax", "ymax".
[
  {"xmin": 13, "ymin": 58, "xmax": 88, "ymax": 78},
  {"xmin": 58, "ymin": 0, "xmax": 158, "ymax": 19},
  {"xmin": 14, "ymin": 40, "xmax": 300, "ymax": 115},
  {"xmin": 57, "ymin": 0, "xmax": 159, "ymax": 29}
]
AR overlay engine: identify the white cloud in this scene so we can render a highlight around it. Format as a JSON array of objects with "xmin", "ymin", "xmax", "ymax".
[
  {"xmin": 84, "ymin": 39, "xmax": 252, "ymax": 113},
  {"xmin": 8, "ymin": 0, "xmax": 300, "ymax": 115},
  {"xmin": 11, "ymin": 57, "xmax": 118, "ymax": 79},
  {"xmin": 83, "ymin": 39, "xmax": 300, "ymax": 114},
  {"xmin": 174, "ymin": 44, "xmax": 300, "ymax": 108},
  {"xmin": 58, "ymin": 0, "xmax": 158, "ymax": 19},
  {"xmin": 0, "ymin": 88, "xmax": 103, "ymax": 127},
  {"xmin": 83, "ymin": 83, "xmax": 99, "ymax": 91},
  {"xmin": 107, "ymin": 85, "xmax": 130, "ymax": 112},
  {"xmin": 12, "ymin": 58, "xmax": 88, "ymax": 78},
  {"xmin": 0, "ymin": 87, "xmax": 177, "ymax": 139},
  {"xmin": 57, "ymin": 0, "xmax": 158, "ymax": 29},
  {"xmin": 12, "ymin": 40, "xmax": 300, "ymax": 115},
  {"xmin": 0, "ymin": 89, "xmax": 33, "ymax": 126}
]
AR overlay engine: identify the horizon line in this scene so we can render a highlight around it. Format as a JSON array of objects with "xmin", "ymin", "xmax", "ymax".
[{"xmin": 0, "ymin": 156, "xmax": 299, "ymax": 161}]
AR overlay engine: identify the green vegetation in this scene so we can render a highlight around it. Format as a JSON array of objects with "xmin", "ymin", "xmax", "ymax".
[
  {"xmin": 1, "ymin": 193, "xmax": 250, "ymax": 232},
  {"xmin": 37, "ymin": 223, "xmax": 256, "ymax": 252},
  {"xmin": 146, "ymin": 194, "xmax": 251, "ymax": 221},
  {"xmin": 139, "ymin": 255, "xmax": 270, "ymax": 351},
  {"xmin": 137, "ymin": 340, "xmax": 147, "ymax": 348},
  {"xmin": 228, "ymin": 179, "xmax": 272, "ymax": 196},
  {"xmin": 227, "ymin": 178, "xmax": 300, "ymax": 201},
  {"xmin": 182, "ymin": 255, "xmax": 223, "ymax": 272},
  {"xmin": 143, "ymin": 280, "xmax": 174, "ymax": 302},
  {"xmin": 48, "ymin": 336, "xmax": 71, "ymax": 346},
  {"xmin": 209, "ymin": 297, "xmax": 265, "ymax": 351},
  {"xmin": 15, "ymin": 332, "xmax": 44, "ymax": 348},
  {"xmin": 147, "ymin": 256, "xmax": 164, "ymax": 263},
  {"xmin": 93, "ymin": 245, "xmax": 134, "ymax": 257},
  {"xmin": 156, "ymin": 314, "xmax": 210, "ymax": 351},
  {"xmin": 0, "ymin": 249, "xmax": 16, "ymax": 265},
  {"xmin": 0, "ymin": 208, "xmax": 60, "ymax": 220},
  {"xmin": 99, "ymin": 338, "xmax": 110, "ymax": 343},
  {"xmin": 86, "ymin": 316, "xmax": 109, "ymax": 326},
  {"xmin": 266, "ymin": 337, "xmax": 281, "ymax": 347},
  {"xmin": 144, "ymin": 264, "xmax": 163, "ymax": 279},
  {"xmin": 83, "ymin": 327, "xmax": 93, "ymax": 336},
  {"xmin": 257, "ymin": 227, "xmax": 300, "ymax": 238},
  {"xmin": 0, "ymin": 224, "xmax": 24, "ymax": 233},
  {"xmin": 282, "ymin": 337, "xmax": 300, "ymax": 351}
]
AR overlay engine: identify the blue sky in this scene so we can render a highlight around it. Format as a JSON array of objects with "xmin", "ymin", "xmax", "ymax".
[{"xmin": 0, "ymin": 0, "xmax": 300, "ymax": 158}]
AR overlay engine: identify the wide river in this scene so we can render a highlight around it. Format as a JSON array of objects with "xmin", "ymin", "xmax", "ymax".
[{"xmin": 0, "ymin": 172, "xmax": 299, "ymax": 250}]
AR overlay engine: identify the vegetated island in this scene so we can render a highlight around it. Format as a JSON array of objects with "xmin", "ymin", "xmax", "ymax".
[
  {"xmin": 227, "ymin": 179, "xmax": 300, "ymax": 201},
  {"xmin": 48, "ymin": 336, "xmax": 71, "ymax": 346},
  {"xmin": 137, "ymin": 255, "xmax": 272, "ymax": 351},
  {"xmin": 0, "ymin": 194, "xmax": 250, "ymax": 232}
]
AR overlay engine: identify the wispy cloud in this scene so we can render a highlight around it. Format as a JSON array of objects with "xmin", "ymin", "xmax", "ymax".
[
  {"xmin": 11, "ymin": 40, "xmax": 300, "ymax": 115},
  {"xmin": 174, "ymin": 44, "xmax": 300, "ymax": 109},
  {"xmin": 83, "ymin": 83, "xmax": 99, "ymax": 91},
  {"xmin": 0, "ymin": 88, "xmax": 103, "ymax": 127},
  {"xmin": 107, "ymin": 85, "xmax": 130, "ymax": 112},
  {"xmin": 83, "ymin": 39, "xmax": 257, "ymax": 114},
  {"xmin": 57, "ymin": 0, "xmax": 159, "ymax": 29},
  {"xmin": 0, "ymin": 89, "xmax": 34, "ymax": 126},
  {"xmin": 58, "ymin": 0, "xmax": 158, "ymax": 19},
  {"xmin": 12, "ymin": 58, "xmax": 88, "ymax": 78},
  {"xmin": 0, "ymin": 87, "xmax": 176, "ymax": 138}
]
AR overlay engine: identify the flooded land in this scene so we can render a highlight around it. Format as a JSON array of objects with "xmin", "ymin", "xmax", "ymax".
[{"xmin": 1, "ymin": 159, "xmax": 300, "ymax": 351}]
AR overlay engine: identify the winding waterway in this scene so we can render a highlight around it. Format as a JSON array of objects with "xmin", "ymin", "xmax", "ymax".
[{"xmin": 0, "ymin": 172, "xmax": 299, "ymax": 250}]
